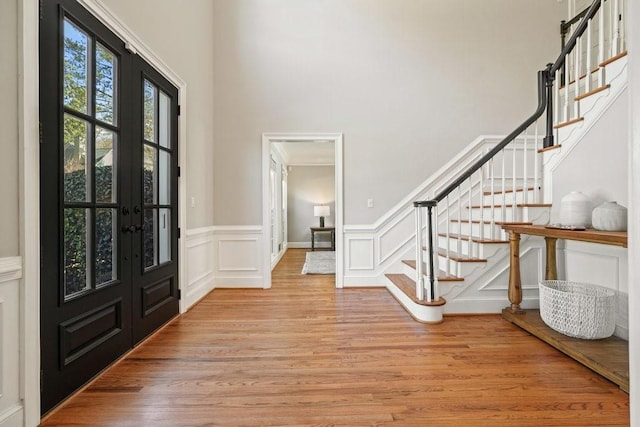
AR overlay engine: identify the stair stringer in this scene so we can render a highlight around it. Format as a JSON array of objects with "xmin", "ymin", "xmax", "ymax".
[
  {"xmin": 542, "ymin": 56, "xmax": 628, "ymax": 203},
  {"xmin": 441, "ymin": 237, "xmax": 546, "ymax": 314}
]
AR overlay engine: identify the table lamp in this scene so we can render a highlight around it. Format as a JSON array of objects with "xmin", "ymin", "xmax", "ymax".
[{"xmin": 314, "ymin": 205, "xmax": 330, "ymax": 227}]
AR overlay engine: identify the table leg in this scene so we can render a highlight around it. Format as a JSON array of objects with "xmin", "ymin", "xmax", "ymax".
[
  {"xmin": 507, "ymin": 231, "xmax": 523, "ymax": 314},
  {"xmin": 331, "ymin": 230, "xmax": 335, "ymax": 251},
  {"xmin": 311, "ymin": 230, "xmax": 315, "ymax": 251},
  {"xmin": 544, "ymin": 237, "xmax": 558, "ymax": 280}
]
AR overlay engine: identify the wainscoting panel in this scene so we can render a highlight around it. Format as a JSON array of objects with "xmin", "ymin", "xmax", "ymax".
[
  {"xmin": 184, "ymin": 227, "xmax": 215, "ymax": 310},
  {"xmin": 213, "ymin": 226, "xmax": 264, "ymax": 288},
  {"xmin": 378, "ymin": 213, "xmax": 414, "ymax": 265},
  {"xmin": 560, "ymin": 240, "xmax": 629, "ymax": 339},
  {"xmin": 342, "ymin": 234, "xmax": 385, "ymax": 287},
  {"xmin": 0, "ymin": 257, "xmax": 23, "ymax": 426}
]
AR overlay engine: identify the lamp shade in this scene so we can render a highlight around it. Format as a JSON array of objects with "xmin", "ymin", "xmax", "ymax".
[{"xmin": 314, "ymin": 205, "xmax": 330, "ymax": 217}]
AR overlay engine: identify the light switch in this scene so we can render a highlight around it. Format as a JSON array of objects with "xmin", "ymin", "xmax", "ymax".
[{"xmin": 367, "ymin": 199, "xmax": 374, "ymax": 208}]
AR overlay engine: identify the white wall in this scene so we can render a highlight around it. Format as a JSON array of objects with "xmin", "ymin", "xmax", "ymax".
[
  {"xmin": 287, "ymin": 165, "xmax": 335, "ymax": 245},
  {"xmin": 628, "ymin": 0, "xmax": 639, "ymax": 423},
  {"xmin": 212, "ymin": 0, "xmax": 566, "ymax": 226},
  {"xmin": 551, "ymin": 90, "xmax": 629, "ymax": 223},
  {"xmin": 0, "ymin": 0, "xmax": 19, "ymax": 257},
  {"xmin": 100, "ymin": 0, "xmax": 215, "ymax": 230}
]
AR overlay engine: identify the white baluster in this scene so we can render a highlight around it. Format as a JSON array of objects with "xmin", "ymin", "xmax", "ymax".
[
  {"xmin": 598, "ymin": 0, "xmax": 605, "ymax": 87},
  {"xmin": 512, "ymin": 144, "xmax": 517, "ymax": 223},
  {"xmin": 479, "ymin": 166, "xmax": 485, "ymax": 241},
  {"xmin": 554, "ymin": 69, "xmax": 560, "ymax": 127},
  {"xmin": 432, "ymin": 206, "xmax": 440, "ymax": 302},
  {"xmin": 613, "ymin": 0, "xmax": 620, "ymax": 55},
  {"xmin": 501, "ymin": 149, "xmax": 506, "ymax": 222},
  {"xmin": 467, "ymin": 178, "xmax": 473, "ymax": 257},
  {"xmin": 457, "ymin": 186, "xmax": 462, "ymax": 256},
  {"xmin": 490, "ymin": 157, "xmax": 496, "ymax": 239},
  {"xmin": 534, "ymin": 121, "xmax": 540, "ymax": 204},
  {"xmin": 586, "ymin": 18, "xmax": 592, "ymax": 93},
  {"xmin": 415, "ymin": 206, "xmax": 424, "ymax": 301},
  {"xmin": 523, "ymin": 131, "xmax": 529, "ymax": 205},
  {"xmin": 445, "ymin": 195, "xmax": 450, "ymax": 276},
  {"xmin": 564, "ymin": 57, "xmax": 570, "ymax": 122},
  {"xmin": 575, "ymin": 35, "xmax": 581, "ymax": 118}
]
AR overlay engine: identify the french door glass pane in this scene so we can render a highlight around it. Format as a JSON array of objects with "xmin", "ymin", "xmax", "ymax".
[
  {"xmin": 95, "ymin": 43, "xmax": 117, "ymax": 125},
  {"xmin": 64, "ymin": 208, "xmax": 91, "ymax": 298},
  {"xmin": 159, "ymin": 150, "xmax": 170, "ymax": 205},
  {"xmin": 159, "ymin": 91, "xmax": 170, "ymax": 148},
  {"xmin": 143, "ymin": 80, "xmax": 156, "ymax": 142},
  {"xmin": 96, "ymin": 208, "xmax": 117, "ymax": 286},
  {"xmin": 64, "ymin": 114, "xmax": 90, "ymax": 202},
  {"xmin": 143, "ymin": 144, "xmax": 157, "ymax": 204},
  {"xmin": 143, "ymin": 209, "xmax": 158, "ymax": 269},
  {"xmin": 95, "ymin": 127, "xmax": 116, "ymax": 203},
  {"xmin": 63, "ymin": 19, "xmax": 90, "ymax": 114},
  {"xmin": 159, "ymin": 209, "xmax": 171, "ymax": 264}
]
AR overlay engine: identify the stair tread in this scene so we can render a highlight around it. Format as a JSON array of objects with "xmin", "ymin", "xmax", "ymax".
[
  {"xmin": 482, "ymin": 186, "xmax": 535, "ymax": 196},
  {"xmin": 438, "ymin": 233, "xmax": 508, "ymax": 244},
  {"xmin": 575, "ymin": 84, "xmax": 610, "ymax": 102},
  {"xmin": 449, "ymin": 220, "xmax": 533, "ymax": 226},
  {"xmin": 401, "ymin": 260, "xmax": 464, "ymax": 281},
  {"xmin": 554, "ymin": 117, "xmax": 584, "ymax": 129},
  {"xmin": 437, "ymin": 251, "xmax": 487, "ymax": 263},
  {"xmin": 468, "ymin": 203, "xmax": 552, "ymax": 209},
  {"xmin": 385, "ymin": 274, "xmax": 447, "ymax": 307},
  {"xmin": 538, "ymin": 144, "xmax": 562, "ymax": 154}
]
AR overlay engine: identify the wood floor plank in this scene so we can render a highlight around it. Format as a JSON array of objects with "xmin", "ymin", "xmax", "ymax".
[{"xmin": 41, "ymin": 248, "xmax": 629, "ymax": 426}]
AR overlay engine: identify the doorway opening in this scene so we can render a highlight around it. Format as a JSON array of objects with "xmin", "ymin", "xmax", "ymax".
[{"xmin": 262, "ymin": 133, "xmax": 343, "ymax": 288}]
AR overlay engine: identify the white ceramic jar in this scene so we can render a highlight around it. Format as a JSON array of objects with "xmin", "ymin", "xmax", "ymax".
[
  {"xmin": 560, "ymin": 191, "xmax": 592, "ymax": 227},
  {"xmin": 592, "ymin": 201, "xmax": 627, "ymax": 231}
]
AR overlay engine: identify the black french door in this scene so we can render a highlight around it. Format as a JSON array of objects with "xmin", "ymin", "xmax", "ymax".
[{"xmin": 40, "ymin": 0, "xmax": 179, "ymax": 414}]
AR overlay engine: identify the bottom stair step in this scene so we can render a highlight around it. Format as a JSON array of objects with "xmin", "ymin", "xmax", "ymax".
[
  {"xmin": 401, "ymin": 260, "xmax": 464, "ymax": 281},
  {"xmin": 385, "ymin": 274, "xmax": 447, "ymax": 307}
]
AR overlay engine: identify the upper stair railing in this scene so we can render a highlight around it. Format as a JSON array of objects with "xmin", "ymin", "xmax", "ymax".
[{"xmin": 413, "ymin": 0, "xmax": 626, "ymax": 307}]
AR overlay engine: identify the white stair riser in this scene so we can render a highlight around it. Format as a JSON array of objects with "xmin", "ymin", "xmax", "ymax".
[
  {"xmin": 437, "ymin": 254, "xmax": 485, "ymax": 277},
  {"xmin": 466, "ymin": 206, "xmax": 550, "ymax": 223},
  {"xmin": 436, "ymin": 235, "xmax": 506, "ymax": 259},
  {"xmin": 448, "ymin": 221, "xmax": 507, "ymax": 241},
  {"xmin": 481, "ymin": 190, "xmax": 536, "ymax": 206}
]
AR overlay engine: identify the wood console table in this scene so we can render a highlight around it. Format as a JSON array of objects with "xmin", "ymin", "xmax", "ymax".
[
  {"xmin": 500, "ymin": 224, "xmax": 629, "ymax": 392},
  {"xmin": 310, "ymin": 227, "xmax": 335, "ymax": 251}
]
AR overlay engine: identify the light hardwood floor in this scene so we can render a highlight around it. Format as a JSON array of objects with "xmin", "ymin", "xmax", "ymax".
[{"xmin": 41, "ymin": 249, "xmax": 629, "ymax": 426}]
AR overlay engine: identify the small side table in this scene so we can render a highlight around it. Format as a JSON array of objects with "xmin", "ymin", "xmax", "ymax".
[{"xmin": 310, "ymin": 227, "xmax": 335, "ymax": 251}]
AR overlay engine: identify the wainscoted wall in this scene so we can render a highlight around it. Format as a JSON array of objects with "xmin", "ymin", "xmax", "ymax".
[
  {"xmin": 559, "ymin": 240, "xmax": 629, "ymax": 339},
  {"xmin": 0, "ymin": 257, "xmax": 23, "ymax": 426},
  {"xmin": 183, "ymin": 227, "xmax": 215, "ymax": 310},
  {"xmin": 212, "ymin": 226, "xmax": 265, "ymax": 289}
]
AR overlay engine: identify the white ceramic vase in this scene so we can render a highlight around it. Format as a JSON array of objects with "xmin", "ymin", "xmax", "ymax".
[
  {"xmin": 592, "ymin": 201, "xmax": 627, "ymax": 231},
  {"xmin": 560, "ymin": 191, "xmax": 591, "ymax": 227}
]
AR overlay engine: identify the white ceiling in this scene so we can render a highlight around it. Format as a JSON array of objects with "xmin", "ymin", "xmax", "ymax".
[{"xmin": 272, "ymin": 141, "xmax": 335, "ymax": 166}]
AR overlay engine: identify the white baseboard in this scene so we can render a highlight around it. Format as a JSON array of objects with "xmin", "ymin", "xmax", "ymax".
[
  {"xmin": 0, "ymin": 404, "xmax": 24, "ymax": 426},
  {"xmin": 213, "ymin": 277, "xmax": 265, "ymax": 288}
]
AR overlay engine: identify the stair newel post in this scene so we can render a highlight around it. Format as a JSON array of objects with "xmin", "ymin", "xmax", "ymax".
[
  {"xmin": 414, "ymin": 203, "xmax": 425, "ymax": 301},
  {"xmin": 543, "ymin": 65, "xmax": 555, "ymax": 149},
  {"xmin": 425, "ymin": 201, "xmax": 438, "ymax": 303}
]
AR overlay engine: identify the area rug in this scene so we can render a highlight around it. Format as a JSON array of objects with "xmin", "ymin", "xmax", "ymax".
[{"xmin": 301, "ymin": 251, "xmax": 336, "ymax": 275}]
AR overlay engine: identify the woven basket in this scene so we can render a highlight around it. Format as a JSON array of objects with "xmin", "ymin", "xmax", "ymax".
[{"xmin": 539, "ymin": 280, "xmax": 616, "ymax": 340}]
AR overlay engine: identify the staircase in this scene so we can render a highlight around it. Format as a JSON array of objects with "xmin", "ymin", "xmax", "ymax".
[{"xmin": 384, "ymin": 0, "xmax": 628, "ymax": 323}]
